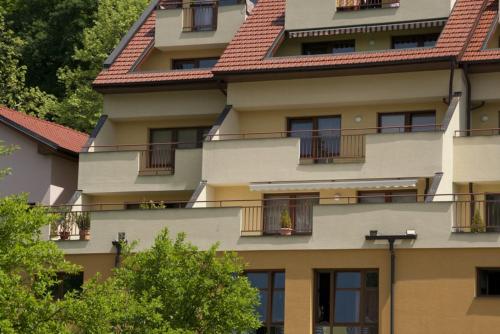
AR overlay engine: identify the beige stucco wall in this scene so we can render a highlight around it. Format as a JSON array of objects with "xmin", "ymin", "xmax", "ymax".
[
  {"xmin": 0, "ymin": 125, "xmax": 78, "ymax": 205},
  {"xmin": 79, "ymin": 148, "xmax": 202, "ymax": 194},
  {"xmin": 64, "ymin": 248, "xmax": 500, "ymax": 334},
  {"xmin": 470, "ymin": 103, "xmax": 500, "ymax": 130},
  {"xmin": 155, "ymin": 4, "xmax": 245, "ymax": 50},
  {"xmin": 203, "ymin": 132, "xmax": 443, "ymax": 185},
  {"xmin": 138, "ymin": 47, "xmax": 224, "ymax": 71},
  {"xmin": 454, "ymin": 136, "xmax": 500, "ymax": 183},
  {"xmin": 233, "ymin": 102, "xmax": 446, "ymax": 135},
  {"xmin": 103, "ymin": 89, "xmax": 225, "ymax": 120},
  {"xmin": 275, "ymin": 27, "xmax": 443, "ymax": 56},
  {"xmin": 56, "ymin": 202, "xmax": 500, "ymax": 255},
  {"xmin": 227, "ymin": 71, "xmax": 459, "ymax": 110},
  {"xmin": 284, "ymin": 0, "xmax": 452, "ymax": 31},
  {"xmin": 470, "ymin": 72, "xmax": 500, "ymax": 102}
]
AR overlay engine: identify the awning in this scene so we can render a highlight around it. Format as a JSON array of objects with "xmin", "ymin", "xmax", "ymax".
[
  {"xmin": 288, "ymin": 18, "xmax": 447, "ymax": 39},
  {"xmin": 249, "ymin": 179, "xmax": 419, "ymax": 192}
]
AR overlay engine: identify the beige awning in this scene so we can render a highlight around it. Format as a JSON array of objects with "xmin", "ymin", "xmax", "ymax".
[
  {"xmin": 249, "ymin": 179, "xmax": 419, "ymax": 192},
  {"xmin": 288, "ymin": 18, "xmax": 447, "ymax": 39}
]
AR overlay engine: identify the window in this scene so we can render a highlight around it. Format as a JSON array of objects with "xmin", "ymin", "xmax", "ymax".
[
  {"xmin": 263, "ymin": 193, "xmax": 319, "ymax": 235},
  {"xmin": 246, "ymin": 271, "xmax": 285, "ymax": 334},
  {"xmin": 219, "ymin": 0, "xmax": 245, "ymax": 5},
  {"xmin": 302, "ymin": 40, "xmax": 355, "ymax": 55},
  {"xmin": 477, "ymin": 269, "xmax": 500, "ymax": 296},
  {"xmin": 289, "ymin": 116, "xmax": 342, "ymax": 160},
  {"xmin": 148, "ymin": 127, "xmax": 210, "ymax": 169},
  {"xmin": 315, "ymin": 270, "xmax": 379, "ymax": 334},
  {"xmin": 182, "ymin": 1, "xmax": 218, "ymax": 32},
  {"xmin": 486, "ymin": 194, "xmax": 500, "ymax": 231},
  {"xmin": 172, "ymin": 58, "xmax": 219, "ymax": 70},
  {"xmin": 51, "ymin": 272, "xmax": 84, "ymax": 299},
  {"xmin": 392, "ymin": 34, "xmax": 440, "ymax": 49},
  {"xmin": 378, "ymin": 111, "xmax": 436, "ymax": 133},
  {"xmin": 358, "ymin": 190, "xmax": 418, "ymax": 204}
]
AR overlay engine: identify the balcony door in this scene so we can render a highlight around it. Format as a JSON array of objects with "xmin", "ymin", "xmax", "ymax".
[
  {"xmin": 378, "ymin": 111, "xmax": 436, "ymax": 133},
  {"xmin": 289, "ymin": 116, "xmax": 341, "ymax": 160},
  {"xmin": 263, "ymin": 193, "xmax": 319, "ymax": 234},
  {"xmin": 149, "ymin": 129, "xmax": 175, "ymax": 169},
  {"xmin": 193, "ymin": 0, "xmax": 216, "ymax": 31},
  {"xmin": 486, "ymin": 194, "xmax": 500, "ymax": 232}
]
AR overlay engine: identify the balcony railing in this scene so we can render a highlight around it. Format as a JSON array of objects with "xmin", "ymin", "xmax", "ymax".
[
  {"xmin": 336, "ymin": 0, "xmax": 400, "ymax": 11},
  {"xmin": 207, "ymin": 123, "xmax": 441, "ymax": 163},
  {"xmin": 139, "ymin": 144, "xmax": 175, "ymax": 175},
  {"xmin": 49, "ymin": 211, "xmax": 91, "ymax": 241},
  {"xmin": 453, "ymin": 200, "xmax": 500, "ymax": 233},
  {"xmin": 455, "ymin": 128, "xmax": 500, "ymax": 137}
]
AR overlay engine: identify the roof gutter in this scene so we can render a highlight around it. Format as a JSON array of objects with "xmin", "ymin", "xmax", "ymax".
[{"xmin": 213, "ymin": 56, "xmax": 455, "ymax": 81}]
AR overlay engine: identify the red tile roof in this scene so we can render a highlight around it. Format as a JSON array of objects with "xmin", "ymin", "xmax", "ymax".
[
  {"xmin": 94, "ymin": 0, "xmax": 496, "ymax": 86},
  {"xmin": 213, "ymin": 0, "xmax": 486, "ymax": 74},
  {"xmin": 461, "ymin": 0, "xmax": 500, "ymax": 62},
  {"xmin": 93, "ymin": 11, "xmax": 214, "ymax": 88},
  {"xmin": 0, "ymin": 106, "xmax": 89, "ymax": 154}
]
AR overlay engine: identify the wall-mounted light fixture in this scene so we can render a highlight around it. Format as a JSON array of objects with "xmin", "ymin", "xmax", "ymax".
[
  {"xmin": 354, "ymin": 116, "xmax": 363, "ymax": 123},
  {"xmin": 481, "ymin": 114, "xmax": 489, "ymax": 123}
]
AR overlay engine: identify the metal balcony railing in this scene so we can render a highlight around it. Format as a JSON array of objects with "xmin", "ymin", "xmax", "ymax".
[
  {"xmin": 455, "ymin": 128, "xmax": 500, "ymax": 137},
  {"xmin": 453, "ymin": 200, "xmax": 500, "ymax": 233},
  {"xmin": 336, "ymin": 0, "xmax": 400, "ymax": 11},
  {"xmin": 49, "ymin": 211, "xmax": 90, "ymax": 241}
]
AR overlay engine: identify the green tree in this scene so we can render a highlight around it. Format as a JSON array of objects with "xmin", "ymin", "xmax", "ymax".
[
  {"xmin": 0, "ymin": 10, "xmax": 56, "ymax": 118},
  {"xmin": 112, "ymin": 230, "xmax": 261, "ymax": 334},
  {"xmin": 0, "ymin": 0, "xmax": 98, "ymax": 97},
  {"xmin": 0, "ymin": 195, "xmax": 78, "ymax": 333},
  {"xmin": 55, "ymin": 0, "xmax": 149, "ymax": 132}
]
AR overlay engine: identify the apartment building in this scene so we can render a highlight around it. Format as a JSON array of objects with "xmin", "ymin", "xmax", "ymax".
[{"xmin": 54, "ymin": 0, "xmax": 500, "ymax": 333}]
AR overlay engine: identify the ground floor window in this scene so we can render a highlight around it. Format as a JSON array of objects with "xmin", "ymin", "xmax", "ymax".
[
  {"xmin": 51, "ymin": 272, "xmax": 84, "ymax": 299},
  {"xmin": 245, "ymin": 271, "xmax": 285, "ymax": 334},
  {"xmin": 477, "ymin": 268, "xmax": 500, "ymax": 296},
  {"xmin": 315, "ymin": 270, "xmax": 379, "ymax": 334}
]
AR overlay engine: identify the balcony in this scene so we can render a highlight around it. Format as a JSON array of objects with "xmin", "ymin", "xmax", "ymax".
[
  {"xmin": 284, "ymin": 0, "xmax": 452, "ymax": 31},
  {"xmin": 454, "ymin": 129, "xmax": 500, "ymax": 183},
  {"xmin": 155, "ymin": 0, "xmax": 246, "ymax": 50},
  {"xmin": 336, "ymin": 0, "xmax": 400, "ymax": 12},
  {"xmin": 453, "ymin": 198, "xmax": 500, "ymax": 233},
  {"xmin": 52, "ymin": 194, "xmax": 500, "ymax": 254},
  {"xmin": 79, "ymin": 144, "xmax": 202, "ymax": 194},
  {"xmin": 203, "ymin": 126, "xmax": 443, "ymax": 185},
  {"xmin": 49, "ymin": 211, "xmax": 90, "ymax": 241}
]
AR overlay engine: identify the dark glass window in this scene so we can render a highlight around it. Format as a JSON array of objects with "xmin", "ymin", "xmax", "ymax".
[
  {"xmin": 358, "ymin": 191, "xmax": 418, "ymax": 204},
  {"xmin": 392, "ymin": 34, "xmax": 440, "ymax": 49},
  {"xmin": 315, "ymin": 270, "xmax": 379, "ymax": 334},
  {"xmin": 219, "ymin": 0, "xmax": 245, "ymax": 5},
  {"xmin": 246, "ymin": 271, "xmax": 285, "ymax": 334},
  {"xmin": 478, "ymin": 269, "xmax": 500, "ymax": 296},
  {"xmin": 289, "ymin": 116, "xmax": 342, "ymax": 160},
  {"xmin": 302, "ymin": 40, "xmax": 355, "ymax": 55},
  {"xmin": 378, "ymin": 111, "xmax": 436, "ymax": 133},
  {"xmin": 51, "ymin": 272, "xmax": 84, "ymax": 299},
  {"xmin": 486, "ymin": 194, "xmax": 500, "ymax": 232},
  {"xmin": 172, "ymin": 57, "xmax": 219, "ymax": 70}
]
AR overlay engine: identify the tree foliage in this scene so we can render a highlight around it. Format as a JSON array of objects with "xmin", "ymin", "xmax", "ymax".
[
  {"xmin": 0, "ymin": 195, "xmax": 78, "ymax": 333},
  {"xmin": 0, "ymin": 10, "xmax": 57, "ymax": 118},
  {"xmin": 0, "ymin": 0, "xmax": 98, "ymax": 97},
  {"xmin": 54, "ymin": 0, "xmax": 149, "ymax": 132}
]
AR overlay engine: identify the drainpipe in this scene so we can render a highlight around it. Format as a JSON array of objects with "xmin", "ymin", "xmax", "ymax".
[
  {"xmin": 463, "ymin": 63, "xmax": 472, "ymax": 136},
  {"xmin": 448, "ymin": 58, "xmax": 456, "ymax": 105},
  {"xmin": 112, "ymin": 232, "xmax": 127, "ymax": 268},
  {"xmin": 365, "ymin": 232, "xmax": 418, "ymax": 334}
]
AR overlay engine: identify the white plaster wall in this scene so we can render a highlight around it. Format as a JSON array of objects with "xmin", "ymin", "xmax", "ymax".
[{"xmin": 0, "ymin": 125, "xmax": 52, "ymax": 204}]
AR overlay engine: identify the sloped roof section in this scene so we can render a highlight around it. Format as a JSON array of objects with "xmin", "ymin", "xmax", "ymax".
[
  {"xmin": 461, "ymin": 0, "xmax": 500, "ymax": 62},
  {"xmin": 0, "ymin": 106, "xmax": 89, "ymax": 155},
  {"xmin": 93, "ymin": 9, "xmax": 214, "ymax": 88},
  {"xmin": 213, "ymin": 0, "xmax": 486, "ymax": 75}
]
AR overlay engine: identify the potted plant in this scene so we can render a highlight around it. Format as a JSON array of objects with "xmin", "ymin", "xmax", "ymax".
[
  {"xmin": 471, "ymin": 209, "xmax": 486, "ymax": 233},
  {"xmin": 56, "ymin": 212, "xmax": 72, "ymax": 240},
  {"xmin": 76, "ymin": 212, "xmax": 91, "ymax": 241},
  {"xmin": 280, "ymin": 209, "xmax": 293, "ymax": 236}
]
